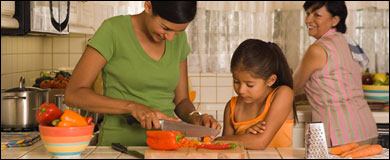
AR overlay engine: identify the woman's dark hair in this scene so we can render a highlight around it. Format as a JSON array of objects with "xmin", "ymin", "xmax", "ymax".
[
  {"xmin": 230, "ymin": 39, "xmax": 298, "ymax": 123},
  {"xmin": 151, "ymin": 1, "xmax": 197, "ymax": 24},
  {"xmin": 303, "ymin": 1, "xmax": 348, "ymax": 33}
]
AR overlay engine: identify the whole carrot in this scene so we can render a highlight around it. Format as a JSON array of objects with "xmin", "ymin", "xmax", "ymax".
[
  {"xmin": 344, "ymin": 144, "xmax": 383, "ymax": 158},
  {"xmin": 340, "ymin": 144, "xmax": 370, "ymax": 157},
  {"xmin": 330, "ymin": 142, "xmax": 359, "ymax": 155}
]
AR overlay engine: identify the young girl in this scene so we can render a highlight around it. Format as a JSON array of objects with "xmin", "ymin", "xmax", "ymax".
[{"xmin": 215, "ymin": 39, "xmax": 297, "ymax": 150}]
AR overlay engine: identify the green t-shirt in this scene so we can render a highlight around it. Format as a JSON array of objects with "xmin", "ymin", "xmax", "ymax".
[{"xmin": 87, "ymin": 15, "xmax": 190, "ymax": 146}]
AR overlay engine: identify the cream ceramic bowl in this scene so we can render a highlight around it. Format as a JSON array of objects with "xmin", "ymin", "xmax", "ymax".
[{"xmin": 362, "ymin": 85, "xmax": 389, "ymax": 101}]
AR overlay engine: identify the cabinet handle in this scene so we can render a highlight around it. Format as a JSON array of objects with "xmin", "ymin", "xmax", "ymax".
[{"xmin": 49, "ymin": 1, "xmax": 70, "ymax": 32}]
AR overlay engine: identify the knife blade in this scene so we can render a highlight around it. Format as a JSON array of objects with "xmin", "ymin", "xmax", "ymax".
[
  {"xmin": 126, "ymin": 115, "xmax": 220, "ymax": 137},
  {"xmin": 112, "ymin": 143, "xmax": 144, "ymax": 159}
]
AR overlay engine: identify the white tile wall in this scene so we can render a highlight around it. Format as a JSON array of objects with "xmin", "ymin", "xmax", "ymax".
[
  {"xmin": 53, "ymin": 36, "xmax": 69, "ymax": 54},
  {"xmin": 189, "ymin": 72, "xmax": 236, "ymax": 131},
  {"xmin": 1, "ymin": 34, "xmax": 87, "ymax": 89}
]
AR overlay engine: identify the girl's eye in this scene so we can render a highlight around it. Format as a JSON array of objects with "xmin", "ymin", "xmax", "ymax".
[
  {"xmin": 314, "ymin": 13, "xmax": 320, "ymax": 17},
  {"xmin": 233, "ymin": 81, "xmax": 239, "ymax": 84},
  {"xmin": 163, "ymin": 27, "xmax": 171, "ymax": 31},
  {"xmin": 247, "ymin": 84, "xmax": 254, "ymax": 88}
]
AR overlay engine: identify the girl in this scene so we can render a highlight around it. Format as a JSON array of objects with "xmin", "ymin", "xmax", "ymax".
[{"xmin": 215, "ymin": 39, "xmax": 297, "ymax": 150}]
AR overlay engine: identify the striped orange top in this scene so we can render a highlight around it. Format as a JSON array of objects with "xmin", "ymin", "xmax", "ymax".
[
  {"xmin": 230, "ymin": 88, "xmax": 294, "ymax": 148},
  {"xmin": 304, "ymin": 28, "xmax": 378, "ymax": 147}
]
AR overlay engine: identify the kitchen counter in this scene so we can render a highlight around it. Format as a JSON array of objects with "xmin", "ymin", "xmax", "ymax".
[
  {"xmin": 296, "ymin": 105, "xmax": 389, "ymax": 123},
  {"xmin": 2, "ymin": 141, "xmax": 388, "ymax": 159}
]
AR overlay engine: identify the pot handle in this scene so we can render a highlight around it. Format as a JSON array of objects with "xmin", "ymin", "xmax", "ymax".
[{"xmin": 3, "ymin": 96, "xmax": 26, "ymax": 99}]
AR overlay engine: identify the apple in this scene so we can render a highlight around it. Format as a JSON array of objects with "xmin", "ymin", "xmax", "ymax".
[{"xmin": 362, "ymin": 74, "xmax": 374, "ymax": 85}]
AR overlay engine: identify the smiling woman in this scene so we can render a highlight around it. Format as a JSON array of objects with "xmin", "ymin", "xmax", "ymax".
[
  {"xmin": 293, "ymin": 1, "xmax": 378, "ymax": 148},
  {"xmin": 64, "ymin": 1, "xmax": 221, "ymax": 146}
]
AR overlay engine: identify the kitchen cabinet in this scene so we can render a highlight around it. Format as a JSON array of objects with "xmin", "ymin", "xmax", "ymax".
[
  {"xmin": 1, "ymin": 1, "xmax": 19, "ymax": 29},
  {"xmin": 68, "ymin": 1, "xmax": 143, "ymax": 35},
  {"xmin": 68, "ymin": 1, "xmax": 95, "ymax": 35}
]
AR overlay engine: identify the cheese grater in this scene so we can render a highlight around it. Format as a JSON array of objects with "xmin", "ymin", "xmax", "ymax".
[{"xmin": 305, "ymin": 122, "xmax": 329, "ymax": 159}]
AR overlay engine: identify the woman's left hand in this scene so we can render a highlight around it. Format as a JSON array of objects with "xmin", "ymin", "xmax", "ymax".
[{"xmin": 191, "ymin": 113, "xmax": 222, "ymax": 132}]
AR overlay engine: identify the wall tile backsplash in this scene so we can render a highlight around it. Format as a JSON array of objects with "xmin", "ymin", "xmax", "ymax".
[
  {"xmin": 1, "ymin": 34, "xmax": 91, "ymax": 89},
  {"xmin": 189, "ymin": 72, "xmax": 237, "ymax": 124}
]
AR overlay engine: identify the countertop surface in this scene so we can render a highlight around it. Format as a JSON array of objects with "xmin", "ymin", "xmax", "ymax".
[
  {"xmin": 1, "ymin": 141, "xmax": 389, "ymax": 159},
  {"xmin": 295, "ymin": 104, "xmax": 389, "ymax": 124}
]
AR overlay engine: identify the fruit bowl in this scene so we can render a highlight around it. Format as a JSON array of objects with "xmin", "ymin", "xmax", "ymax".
[
  {"xmin": 39, "ymin": 124, "xmax": 94, "ymax": 158},
  {"xmin": 362, "ymin": 85, "xmax": 389, "ymax": 101}
]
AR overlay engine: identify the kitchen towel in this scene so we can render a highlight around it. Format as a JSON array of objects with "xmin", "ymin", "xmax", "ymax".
[
  {"xmin": 344, "ymin": 34, "xmax": 369, "ymax": 70},
  {"xmin": 1, "ymin": 131, "xmax": 40, "ymax": 148}
]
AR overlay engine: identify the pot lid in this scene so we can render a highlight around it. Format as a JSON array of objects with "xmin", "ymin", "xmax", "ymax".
[{"xmin": 2, "ymin": 76, "xmax": 48, "ymax": 92}]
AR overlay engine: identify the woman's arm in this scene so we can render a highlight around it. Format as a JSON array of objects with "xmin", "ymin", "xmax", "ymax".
[
  {"xmin": 173, "ymin": 59, "xmax": 221, "ymax": 130},
  {"xmin": 65, "ymin": 46, "xmax": 133, "ymax": 114},
  {"xmin": 216, "ymin": 86, "xmax": 294, "ymax": 150},
  {"xmin": 293, "ymin": 44, "xmax": 327, "ymax": 95},
  {"xmin": 65, "ymin": 46, "xmax": 179, "ymax": 129}
]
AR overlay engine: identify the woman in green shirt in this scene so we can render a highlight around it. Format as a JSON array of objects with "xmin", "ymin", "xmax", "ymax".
[{"xmin": 64, "ymin": 1, "xmax": 221, "ymax": 146}]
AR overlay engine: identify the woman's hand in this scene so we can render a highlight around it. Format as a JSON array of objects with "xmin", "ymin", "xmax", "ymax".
[
  {"xmin": 190, "ymin": 113, "xmax": 222, "ymax": 132},
  {"xmin": 130, "ymin": 102, "xmax": 181, "ymax": 130},
  {"xmin": 245, "ymin": 121, "xmax": 266, "ymax": 134}
]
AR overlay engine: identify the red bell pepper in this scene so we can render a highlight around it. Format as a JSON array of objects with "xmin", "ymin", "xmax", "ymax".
[
  {"xmin": 35, "ymin": 103, "xmax": 63, "ymax": 126},
  {"xmin": 146, "ymin": 131, "xmax": 184, "ymax": 150},
  {"xmin": 83, "ymin": 111, "xmax": 93, "ymax": 125}
]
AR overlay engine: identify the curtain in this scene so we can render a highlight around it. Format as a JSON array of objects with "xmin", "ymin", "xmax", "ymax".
[
  {"xmin": 187, "ymin": 2, "xmax": 274, "ymax": 73},
  {"xmin": 188, "ymin": 2, "xmax": 389, "ymax": 73},
  {"xmin": 119, "ymin": 2, "xmax": 389, "ymax": 74}
]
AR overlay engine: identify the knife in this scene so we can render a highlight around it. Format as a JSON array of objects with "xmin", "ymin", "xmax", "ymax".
[
  {"xmin": 126, "ymin": 115, "xmax": 220, "ymax": 137},
  {"xmin": 112, "ymin": 143, "xmax": 144, "ymax": 159}
]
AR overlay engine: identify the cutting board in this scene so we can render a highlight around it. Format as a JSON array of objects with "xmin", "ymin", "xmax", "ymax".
[{"xmin": 144, "ymin": 141, "xmax": 244, "ymax": 159}]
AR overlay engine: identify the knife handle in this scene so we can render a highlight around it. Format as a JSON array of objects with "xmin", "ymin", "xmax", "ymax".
[
  {"xmin": 126, "ymin": 115, "xmax": 140, "ymax": 125},
  {"xmin": 112, "ymin": 143, "xmax": 127, "ymax": 153}
]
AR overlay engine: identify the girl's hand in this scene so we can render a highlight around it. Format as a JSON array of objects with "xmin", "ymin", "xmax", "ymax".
[
  {"xmin": 191, "ymin": 114, "xmax": 222, "ymax": 133},
  {"xmin": 246, "ymin": 121, "xmax": 266, "ymax": 134},
  {"xmin": 130, "ymin": 102, "xmax": 181, "ymax": 130}
]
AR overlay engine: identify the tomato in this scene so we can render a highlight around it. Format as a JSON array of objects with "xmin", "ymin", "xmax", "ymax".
[
  {"xmin": 40, "ymin": 80, "xmax": 53, "ymax": 88},
  {"xmin": 54, "ymin": 80, "xmax": 68, "ymax": 89},
  {"xmin": 55, "ymin": 74, "xmax": 65, "ymax": 81}
]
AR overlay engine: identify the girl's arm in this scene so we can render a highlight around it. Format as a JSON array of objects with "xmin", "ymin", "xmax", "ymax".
[
  {"xmin": 173, "ymin": 59, "xmax": 221, "ymax": 130},
  {"xmin": 216, "ymin": 86, "xmax": 294, "ymax": 150},
  {"xmin": 293, "ymin": 44, "xmax": 327, "ymax": 95},
  {"xmin": 222, "ymin": 101, "xmax": 235, "ymax": 136}
]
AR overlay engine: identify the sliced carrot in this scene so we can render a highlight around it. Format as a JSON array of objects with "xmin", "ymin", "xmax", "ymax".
[
  {"xmin": 344, "ymin": 144, "xmax": 383, "ymax": 158},
  {"xmin": 340, "ymin": 144, "xmax": 370, "ymax": 157},
  {"xmin": 330, "ymin": 142, "xmax": 359, "ymax": 155},
  {"xmin": 203, "ymin": 136, "xmax": 211, "ymax": 143}
]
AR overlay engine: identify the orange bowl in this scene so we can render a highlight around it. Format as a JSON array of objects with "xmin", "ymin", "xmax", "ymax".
[
  {"xmin": 189, "ymin": 91, "xmax": 196, "ymax": 102},
  {"xmin": 39, "ymin": 124, "xmax": 94, "ymax": 158}
]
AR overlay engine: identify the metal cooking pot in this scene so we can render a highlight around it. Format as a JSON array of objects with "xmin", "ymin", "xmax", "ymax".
[{"xmin": 1, "ymin": 77, "xmax": 49, "ymax": 129}]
